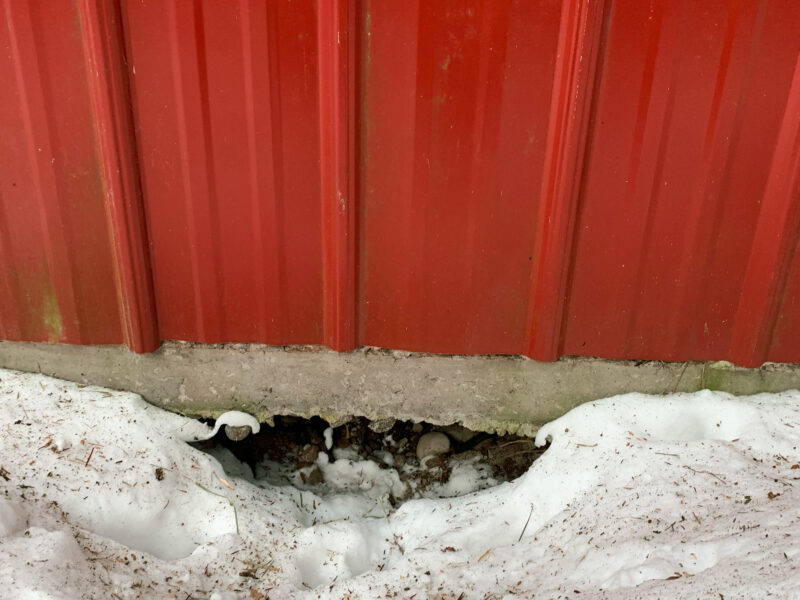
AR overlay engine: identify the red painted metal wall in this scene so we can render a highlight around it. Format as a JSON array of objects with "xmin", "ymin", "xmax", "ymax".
[
  {"xmin": 0, "ymin": 1, "xmax": 127, "ymax": 347},
  {"xmin": 1, "ymin": 0, "xmax": 799, "ymax": 368}
]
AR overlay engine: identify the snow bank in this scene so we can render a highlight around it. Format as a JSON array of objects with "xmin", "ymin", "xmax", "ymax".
[{"xmin": 1, "ymin": 368, "xmax": 800, "ymax": 599}]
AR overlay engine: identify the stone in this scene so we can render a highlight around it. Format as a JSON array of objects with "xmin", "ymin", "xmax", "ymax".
[
  {"xmin": 440, "ymin": 424, "xmax": 476, "ymax": 443},
  {"xmin": 416, "ymin": 431, "xmax": 450, "ymax": 460},
  {"xmin": 224, "ymin": 424, "xmax": 252, "ymax": 441},
  {"xmin": 368, "ymin": 418, "xmax": 396, "ymax": 433}
]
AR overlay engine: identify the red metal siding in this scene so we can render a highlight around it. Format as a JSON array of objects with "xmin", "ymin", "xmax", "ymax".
[
  {"xmin": 771, "ymin": 233, "xmax": 800, "ymax": 364},
  {"xmin": 1, "ymin": 0, "xmax": 799, "ymax": 368},
  {"xmin": 0, "ymin": 1, "xmax": 124, "ymax": 346},
  {"xmin": 361, "ymin": 0, "xmax": 563, "ymax": 355},
  {"xmin": 562, "ymin": 0, "xmax": 800, "ymax": 364},
  {"xmin": 122, "ymin": 1, "xmax": 326, "ymax": 345}
]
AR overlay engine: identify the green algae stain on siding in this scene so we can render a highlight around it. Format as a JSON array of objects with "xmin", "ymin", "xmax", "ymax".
[{"xmin": 40, "ymin": 267, "xmax": 63, "ymax": 343}]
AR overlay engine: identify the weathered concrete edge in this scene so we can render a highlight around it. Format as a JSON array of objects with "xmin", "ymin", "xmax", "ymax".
[{"xmin": 2, "ymin": 341, "xmax": 799, "ymax": 436}]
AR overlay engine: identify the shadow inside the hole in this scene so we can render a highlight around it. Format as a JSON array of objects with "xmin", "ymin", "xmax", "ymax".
[{"xmin": 194, "ymin": 416, "xmax": 546, "ymax": 507}]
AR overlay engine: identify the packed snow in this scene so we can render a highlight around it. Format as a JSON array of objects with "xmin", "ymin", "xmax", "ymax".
[{"xmin": 1, "ymin": 368, "xmax": 800, "ymax": 598}]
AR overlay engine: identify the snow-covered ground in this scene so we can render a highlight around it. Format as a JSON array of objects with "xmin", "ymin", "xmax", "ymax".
[{"xmin": 2, "ymin": 368, "xmax": 800, "ymax": 599}]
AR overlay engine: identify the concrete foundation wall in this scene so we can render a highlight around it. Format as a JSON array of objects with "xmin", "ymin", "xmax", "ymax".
[{"xmin": 1, "ymin": 341, "xmax": 799, "ymax": 436}]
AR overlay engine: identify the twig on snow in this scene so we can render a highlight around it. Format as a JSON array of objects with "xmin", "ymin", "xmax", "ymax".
[
  {"xmin": 195, "ymin": 483, "xmax": 240, "ymax": 535},
  {"xmin": 683, "ymin": 465, "xmax": 727, "ymax": 485},
  {"xmin": 518, "ymin": 504, "xmax": 534, "ymax": 542}
]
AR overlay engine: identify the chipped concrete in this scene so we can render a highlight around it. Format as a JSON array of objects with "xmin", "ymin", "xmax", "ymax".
[{"xmin": 1, "ymin": 341, "xmax": 799, "ymax": 436}]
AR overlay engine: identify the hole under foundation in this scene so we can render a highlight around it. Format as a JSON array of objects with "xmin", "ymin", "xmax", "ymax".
[{"xmin": 195, "ymin": 416, "xmax": 545, "ymax": 507}]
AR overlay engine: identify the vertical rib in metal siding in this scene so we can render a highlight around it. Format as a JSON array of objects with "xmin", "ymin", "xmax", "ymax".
[
  {"xmin": 317, "ymin": 0, "xmax": 358, "ymax": 351},
  {"xmin": 77, "ymin": 0, "xmax": 159, "ymax": 353}
]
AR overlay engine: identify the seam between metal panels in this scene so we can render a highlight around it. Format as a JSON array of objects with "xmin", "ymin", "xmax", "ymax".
[{"xmin": 317, "ymin": 0, "xmax": 358, "ymax": 351}]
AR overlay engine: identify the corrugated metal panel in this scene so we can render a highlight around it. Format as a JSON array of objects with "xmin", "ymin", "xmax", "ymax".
[
  {"xmin": 122, "ymin": 0, "xmax": 327, "ymax": 346},
  {"xmin": 0, "ymin": 1, "xmax": 127, "ymax": 347},
  {"xmin": 360, "ymin": 0, "xmax": 563, "ymax": 355},
  {"xmin": 1, "ymin": 0, "xmax": 799, "ymax": 367},
  {"xmin": 561, "ymin": 0, "xmax": 800, "ymax": 365}
]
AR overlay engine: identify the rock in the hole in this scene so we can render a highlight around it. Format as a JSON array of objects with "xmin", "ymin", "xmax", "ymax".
[
  {"xmin": 224, "ymin": 424, "xmax": 252, "ymax": 441},
  {"xmin": 440, "ymin": 424, "xmax": 477, "ymax": 443},
  {"xmin": 368, "ymin": 418, "xmax": 396, "ymax": 433},
  {"xmin": 416, "ymin": 432, "xmax": 450, "ymax": 460}
]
